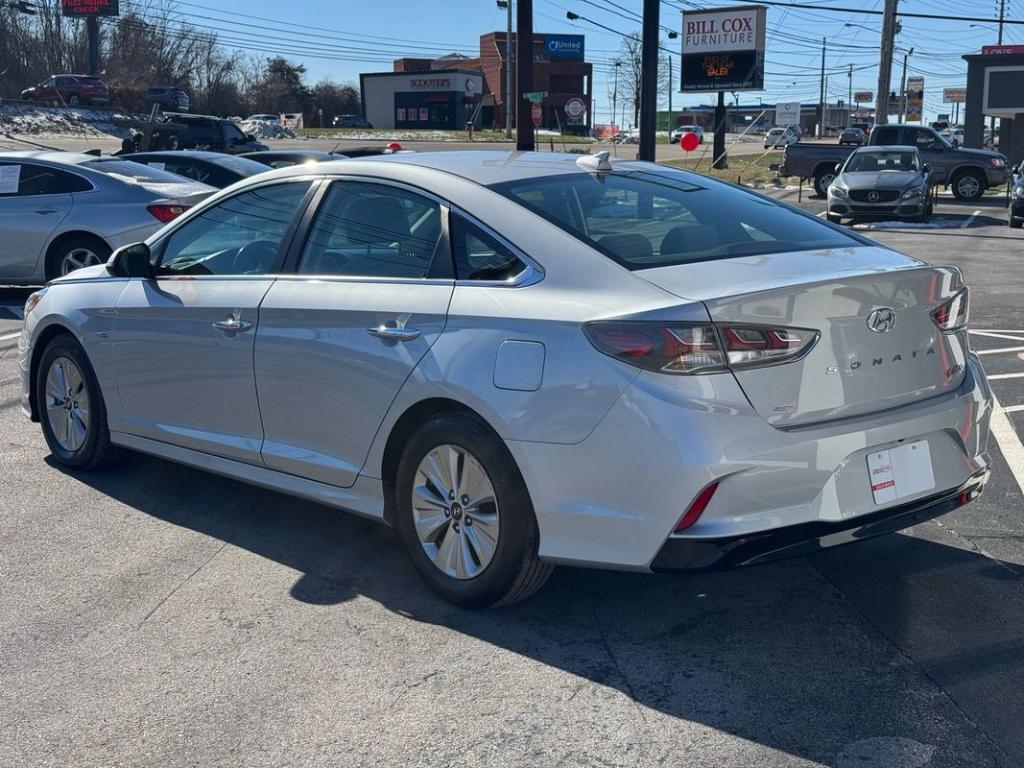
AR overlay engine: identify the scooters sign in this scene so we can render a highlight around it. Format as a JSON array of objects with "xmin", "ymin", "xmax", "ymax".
[{"xmin": 680, "ymin": 5, "xmax": 767, "ymax": 93}]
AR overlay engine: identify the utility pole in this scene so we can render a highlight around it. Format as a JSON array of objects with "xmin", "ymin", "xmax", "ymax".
[
  {"xmin": 515, "ymin": 0, "xmax": 533, "ymax": 151},
  {"xmin": 86, "ymin": 16, "xmax": 100, "ymax": 76},
  {"xmin": 817, "ymin": 37, "xmax": 825, "ymax": 138},
  {"xmin": 667, "ymin": 57, "xmax": 673, "ymax": 142},
  {"xmin": 847, "ymin": 63, "xmax": 852, "ymax": 127},
  {"xmin": 897, "ymin": 47, "xmax": 913, "ymax": 123},
  {"xmin": 612, "ymin": 61, "xmax": 620, "ymax": 132},
  {"xmin": 875, "ymin": 0, "xmax": 898, "ymax": 125},
  {"xmin": 992, "ymin": 0, "xmax": 1004, "ymax": 140},
  {"xmin": 504, "ymin": 0, "xmax": 513, "ymax": 137},
  {"xmin": 637, "ymin": 0, "xmax": 659, "ymax": 161}
]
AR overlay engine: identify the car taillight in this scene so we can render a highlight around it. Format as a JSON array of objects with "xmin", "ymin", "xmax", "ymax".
[
  {"xmin": 147, "ymin": 203, "xmax": 189, "ymax": 223},
  {"xmin": 931, "ymin": 289, "xmax": 969, "ymax": 332},
  {"xmin": 583, "ymin": 322, "xmax": 818, "ymax": 375}
]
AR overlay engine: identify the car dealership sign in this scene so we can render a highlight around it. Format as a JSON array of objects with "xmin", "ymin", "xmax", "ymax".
[
  {"xmin": 680, "ymin": 5, "xmax": 767, "ymax": 93},
  {"xmin": 943, "ymin": 87, "xmax": 967, "ymax": 103}
]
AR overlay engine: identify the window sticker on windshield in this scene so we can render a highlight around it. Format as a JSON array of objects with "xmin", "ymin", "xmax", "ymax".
[{"xmin": 0, "ymin": 165, "xmax": 21, "ymax": 194}]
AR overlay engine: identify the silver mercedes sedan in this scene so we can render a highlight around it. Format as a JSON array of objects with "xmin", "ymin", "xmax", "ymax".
[{"xmin": 18, "ymin": 151, "xmax": 992, "ymax": 607}]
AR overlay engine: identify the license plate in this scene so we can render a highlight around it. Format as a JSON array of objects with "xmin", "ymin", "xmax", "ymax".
[{"xmin": 866, "ymin": 440, "xmax": 935, "ymax": 505}]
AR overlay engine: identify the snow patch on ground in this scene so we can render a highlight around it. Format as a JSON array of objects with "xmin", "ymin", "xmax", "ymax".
[
  {"xmin": 238, "ymin": 118, "xmax": 297, "ymax": 139},
  {"xmin": 0, "ymin": 104, "xmax": 135, "ymax": 139}
]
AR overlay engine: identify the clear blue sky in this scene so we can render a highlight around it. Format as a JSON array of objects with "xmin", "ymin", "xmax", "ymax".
[{"xmin": 167, "ymin": 0, "xmax": 1021, "ymax": 123}]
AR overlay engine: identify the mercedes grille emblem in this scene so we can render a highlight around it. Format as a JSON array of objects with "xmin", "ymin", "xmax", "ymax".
[
  {"xmin": 866, "ymin": 307, "xmax": 897, "ymax": 333},
  {"xmin": 867, "ymin": 191, "xmax": 880, "ymax": 203}
]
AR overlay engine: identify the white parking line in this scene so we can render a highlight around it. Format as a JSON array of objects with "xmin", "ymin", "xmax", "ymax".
[
  {"xmin": 1002, "ymin": 404, "xmax": 1024, "ymax": 414},
  {"xmin": 0, "ymin": 331, "xmax": 21, "ymax": 342},
  {"xmin": 970, "ymin": 331, "xmax": 1024, "ymax": 343},
  {"xmin": 987, "ymin": 372, "xmax": 1024, "ymax": 381},
  {"xmin": 816, "ymin": 211, "xmax": 827, "ymax": 217},
  {"xmin": 977, "ymin": 345, "xmax": 1024, "ymax": 356},
  {"xmin": 962, "ymin": 209, "xmax": 982, "ymax": 228},
  {"xmin": 991, "ymin": 394, "xmax": 1024, "ymax": 496}
]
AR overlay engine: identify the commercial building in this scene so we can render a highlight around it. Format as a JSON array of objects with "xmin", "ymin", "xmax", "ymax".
[
  {"xmin": 360, "ymin": 32, "xmax": 593, "ymax": 132},
  {"xmin": 677, "ymin": 102, "xmax": 854, "ymax": 135},
  {"xmin": 963, "ymin": 46, "xmax": 1024, "ymax": 162}
]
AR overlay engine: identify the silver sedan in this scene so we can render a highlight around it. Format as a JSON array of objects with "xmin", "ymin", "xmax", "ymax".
[
  {"xmin": 827, "ymin": 145, "xmax": 935, "ymax": 224},
  {"xmin": 18, "ymin": 151, "xmax": 992, "ymax": 606},
  {"xmin": 0, "ymin": 151, "xmax": 213, "ymax": 284}
]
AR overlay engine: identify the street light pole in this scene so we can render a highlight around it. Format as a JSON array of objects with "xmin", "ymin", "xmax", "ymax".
[
  {"xmin": 897, "ymin": 47, "xmax": 913, "ymax": 123},
  {"xmin": 613, "ymin": 61, "xmax": 620, "ymax": 132},
  {"xmin": 818, "ymin": 36, "xmax": 825, "ymax": 138},
  {"xmin": 847, "ymin": 63, "xmax": 852, "ymax": 127}
]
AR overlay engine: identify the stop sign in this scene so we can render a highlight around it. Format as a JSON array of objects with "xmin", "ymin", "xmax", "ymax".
[
  {"xmin": 680, "ymin": 132, "xmax": 699, "ymax": 152},
  {"xmin": 531, "ymin": 102, "xmax": 542, "ymax": 127}
]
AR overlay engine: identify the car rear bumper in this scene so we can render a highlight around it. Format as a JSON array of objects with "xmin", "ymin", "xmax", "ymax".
[
  {"xmin": 509, "ymin": 354, "xmax": 991, "ymax": 571},
  {"xmin": 650, "ymin": 468, "xmax": 988, "ymax": 570}
]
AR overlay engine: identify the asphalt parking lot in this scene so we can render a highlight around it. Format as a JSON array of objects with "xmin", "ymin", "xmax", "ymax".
[{"xmin": 2, "ymin": 185, "xmax": 1024, "ymax": 768}]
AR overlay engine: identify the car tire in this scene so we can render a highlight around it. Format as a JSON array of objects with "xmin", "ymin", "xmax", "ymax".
[
  {"xmin": 36, "ymin": 333, "xmax": 123, "ymax": 471},
  {"xmin": 813, "ymin": 170, "xmax": 835, "ymax": 198},
  {"xmin": 951, "ymin": 170, "xmax": 985, "ymax": 202},
  {"xmin": 47, "ymin": 235, "xmax": 111, "ymax": 280},
  {"xmin": 68, "ymin": 94, "xmax": 80, "ymax": 106},
  {"xmin": 395, "ymin": 413, "xmax": 553, "ymax": 608},
  {"xmin": 1010, "ymin": 217, "xmax": 1023, "ymax": 229}
]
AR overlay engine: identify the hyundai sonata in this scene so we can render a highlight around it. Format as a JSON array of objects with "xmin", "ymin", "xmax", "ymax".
[{"xmin": 18, "ymin": 151, "xmax": 992, "ymax": 607}]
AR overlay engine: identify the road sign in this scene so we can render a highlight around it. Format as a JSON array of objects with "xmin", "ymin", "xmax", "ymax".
[
  {"xmin": 62, "ymin": 0, "xmax": 119, "ymax": 15},
  {"xmin": 523, "ymin": 91, "xmax": 548, "ymax": 103},
  {"xmin": 775, "ymin": 101, "xmax": 800, "ymax": 126},
  {"xmin": 564, "ymin": 97, "xmax": 586, "ymax": 121},
  {"xmin": 531, "ymin": 102, "xmax": 542, "ymax": 127}
]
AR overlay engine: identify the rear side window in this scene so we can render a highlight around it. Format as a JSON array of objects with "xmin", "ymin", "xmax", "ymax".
[
  {"xmin": 451, "ymin": 215, "xmax": 526, "ymax": 281},
  {"xmin": 0, "ymin": 162, "xmax": 92, "ymax": 196},
  {"xmin": 873, "ymin": 126, "xmax": 899, "ymax": 144},
  {"xmin": 80, "ymin": 158, "xmax": 191, "ymax": 184},
  {"xmin": 491, "ymin": 170, "xmax": 860, "ymax": 269},
  {"xmin": 158, "ymin": 181, "xmax": 310, "ymax": 276},
  {"xmin": 297, "ymin": 182, "xmax": 442, "ymax": 278}
]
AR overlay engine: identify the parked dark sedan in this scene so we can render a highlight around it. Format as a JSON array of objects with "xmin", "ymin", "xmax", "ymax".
[
  {"xmin": 241, "ymin": 144, "xmax": 406, "ymax": 168},
  {"xmin": 838, "ymin": 126, "xmax": 866, "ymax": 146},
  {"xmin": 144, "ymin": 86, "xmax": 190, "ymax": 113},
  {"xmin": 332, "ymin": 114, "xmax": 373, "ymax": 128},
  {"xmin": 121, "ymin": 151, "xmax": 270, "ymax": 189}
]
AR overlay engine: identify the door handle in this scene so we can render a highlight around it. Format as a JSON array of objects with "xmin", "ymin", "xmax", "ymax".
[
  {"xmin": 212, "ymin": 310, "xmax": 253, "ymax": 333},
  {"xmin": 33, "ymin": 208, "xmax": 58, "ymax": 215},
  {"xmin": 367, "ymin": 326, "xmax": 421, "ymax": 342}
]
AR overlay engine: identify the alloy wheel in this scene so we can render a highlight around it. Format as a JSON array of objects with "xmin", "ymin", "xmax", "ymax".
[
  {"xmin": 957, "ymin": 175, "xmax": 981, "ymax": 200},
  {"xmin": 44, "ymin": 356, "xmax": 90, "ymax": 453},
  {"xmin": 412, "ymin": 444, "xmax": 500, "ymax": 580},
  {"xmin": 60, "ymin": 247, "xmax": 102, "ymax": 275}
]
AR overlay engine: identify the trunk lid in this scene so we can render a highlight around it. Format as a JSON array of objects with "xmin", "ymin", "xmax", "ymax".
[{"xmin": 637, "ymin": 247, "xmax": 968, "ymax": 426}]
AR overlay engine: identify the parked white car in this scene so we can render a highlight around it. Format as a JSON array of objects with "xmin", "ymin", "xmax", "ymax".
[
  {"xmin": 0, "ymin": 152, "xmax": 213, "ymax": 283},
  {"xmin": 765, "ymin": 126, "xmax": 800, "ymax": 148}
]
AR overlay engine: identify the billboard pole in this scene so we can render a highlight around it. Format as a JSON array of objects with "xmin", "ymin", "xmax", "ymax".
[
  {"xmin": 712, "ymin": 90, "xmax": 726, "ymax": 169},
  {"xmin": 875, "ymin": 0, "xmax": 897, "ymax": 126},
  {"xmin": 87, "ymin": 16, "xmax": 100, "ymax": 76},
  {"xmin": 638, "ymin": 0, "xmax": 659, "ymax": 162}
]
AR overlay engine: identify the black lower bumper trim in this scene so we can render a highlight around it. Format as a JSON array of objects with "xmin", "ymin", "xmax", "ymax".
[{"xmin": 650, "ymin": 469, "xmax": 989, "ymax": 572}]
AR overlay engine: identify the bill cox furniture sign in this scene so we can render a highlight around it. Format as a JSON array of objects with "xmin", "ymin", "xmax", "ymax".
[
  {"xmin": 545, "ymin": 34, "xmax": 585, "ymax": 60},
  {"xmin": 680, "ymin": 5, "xmax": 766, "ymax": 93}
]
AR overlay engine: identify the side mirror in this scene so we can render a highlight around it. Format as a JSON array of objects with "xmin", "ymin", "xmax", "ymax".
[
  {"xmin": 834, "ymin": 162, "xmax": 842, "ymax": 174},
  {"xmin": 922, "ymin": 163, "xmax": 931, "ymax": 174},
  {"xmin": 107, "ymin": 242, "xmax": 152, "ymax": 278},
  {"xmin": 1012, "ymin": 164, "xmax": 1019, "ymax": 175}
]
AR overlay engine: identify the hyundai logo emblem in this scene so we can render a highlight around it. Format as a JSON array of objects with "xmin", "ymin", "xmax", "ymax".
[
  {"xmin": 867, "ymin": 191, "xmax": 880, "ymax": 202},
  {"xmin": 866, "ymin": 307, "xmax": 897, "ymax": 333}
]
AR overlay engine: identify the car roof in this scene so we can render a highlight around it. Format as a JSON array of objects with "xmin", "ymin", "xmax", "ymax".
[
  {"xmin": 126, "ymin": 150, "xmax": 228, "ymax": 161},
  {"xmin": 243, "ymin": 149, "xmax": 335, "ymax": 159},
  {"xmin": 0, "ymin": 150, "xmax": 105, "ymax": 166},
  {"xmin": 246, "ymin": 150, "xmax": 679, "ymax": 187},
  {"xmin": 852, "ymin": 145, "xmax": 919, "ymax": 153}
]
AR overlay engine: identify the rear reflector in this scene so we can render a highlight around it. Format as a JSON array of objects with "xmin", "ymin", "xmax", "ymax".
[
  {"xmin": 146, "ymin": 203, "xmax": 189, "ymax": 223},
  {"xmin": 674, "ymin": 481, "xmax": 719, "ymax": 532}
]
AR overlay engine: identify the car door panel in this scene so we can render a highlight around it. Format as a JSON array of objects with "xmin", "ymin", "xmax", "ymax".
[
  {"xmin": 254, "ymin": 178, "xmax": 452, "ymax": 488},
  {"xmin": 0, "ymin": 161, "xmax": 73, "ymax": 278},
  {"xmin": 256, "ymin": 278, "xmax": 453, "ymax": 485},
  {"xmin": 112, "ymin": 277, "xmax": 274, "ymax": 462}
]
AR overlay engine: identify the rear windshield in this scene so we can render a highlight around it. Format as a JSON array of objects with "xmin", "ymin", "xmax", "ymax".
[
  {"xmin": 845, "ymin": 151, "xmax": 920, "ymax": 173},
  {"xmin": 491, "ymin": 169, "xmax": 861, "ymax": 269},
  {"xmin": 80, "ymin": 158, "xmax": 197, "ymax": 184}
]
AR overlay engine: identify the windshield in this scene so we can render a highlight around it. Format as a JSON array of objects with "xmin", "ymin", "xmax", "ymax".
[
  {"xmin": 768, "ymin": 129, "xmax": 784, "ymax": 136},
  {"xmin": 844, "ymin": 151, "xmax": 920, "ymax": 173},
  {"xmin": 80, "ymin": 158, "xmax": 199, "ymax": 184},
  {"xmin": 491, "ymin": 169, "xmax": 861, "ymax": 270}
]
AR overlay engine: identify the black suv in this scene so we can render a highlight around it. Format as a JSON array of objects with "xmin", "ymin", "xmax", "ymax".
[
  {"xmin": 144, "ymin": 86, "xmax": 190, "ymax": 112},
  {"xmin": 161, "ymin": 113, "xmax": 268, "ymax": 154}
]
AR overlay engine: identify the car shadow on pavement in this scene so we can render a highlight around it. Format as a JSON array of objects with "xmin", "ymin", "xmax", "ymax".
[{"xmin": 47, "ymin": 450, "xmax": 1024, "ymax": 767}]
